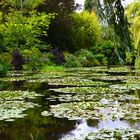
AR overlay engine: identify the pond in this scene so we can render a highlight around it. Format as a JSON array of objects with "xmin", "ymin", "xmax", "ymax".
[{"xmin": 0, "ymin": 66, "xmax": 140, "ymax": 140}]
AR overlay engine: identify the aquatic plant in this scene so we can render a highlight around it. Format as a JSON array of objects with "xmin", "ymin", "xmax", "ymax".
[
  {"xmin": 0, "ymin": 90, "xmax": 42, "ymax": 101},
  {"xmin": 0, "ymin": 101, "xmax": 39, "ymax": 121}
]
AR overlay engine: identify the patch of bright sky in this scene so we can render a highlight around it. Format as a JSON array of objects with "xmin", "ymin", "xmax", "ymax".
[{"xmin": 75, "ymin": 0, "xmax": 134, "ymax": 7}]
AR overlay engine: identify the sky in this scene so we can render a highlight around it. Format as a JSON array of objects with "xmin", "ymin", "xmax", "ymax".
[{"xmin": 75, "ymin": 0, "xmax": 134, "ymax": 7}]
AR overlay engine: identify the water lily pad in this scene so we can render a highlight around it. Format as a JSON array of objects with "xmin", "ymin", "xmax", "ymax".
[
  {"xmin": 50, "ymin": 87, "xmax": 129, "ymax": 94},
  {"xmin": 48, "ymin": 77, "xmax": 108, "ymax": 87},
  {"xmin": 45, "ymin": 100, "xmax": 140, "ymax": 121},
  {"xmin": 41, "ymin": 111, "xmax": 54, "ymax": 116},
  {"xmin": 110, "ymin": 83, "xmax": 140, "ymax": 90},
  {"xmin": 0, "ymin": 101, "xmax": 39, "ymax": 121},
  {"xmin": 86, "ymin": 128, "xmax": 140, "ymax": 140},
  {"xmin": 0, "ymin": 90, "xmax": 42, "ymax": 101}
]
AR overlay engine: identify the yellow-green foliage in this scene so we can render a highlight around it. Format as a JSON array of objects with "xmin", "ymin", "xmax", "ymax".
[
  {"xmin": 0, "ymin": 52, "xmax": 11, "ymax": 65},
  {"xmin": 22, "ymin": 47, "xmax": 41, "ymax": 60},
  {"xmin": 21, "ymin": 47, "xmax": 43, "ymax": 70},
  {"xmin": 126, "ymin": 1, "xmax": 140, "ymax": 68},
  {"xmin": 5, "ymin": 0, "xmax": 44, "ymax": 10},
  {"xmin": 71, "ymin": 11, "xmax": 101, "ymax": 51},
  {"xmin": 42, "ymin": 65, "xmax": 64, "ymax": 72},
  {"xmin": 0, "ymin": 10, "xmax": 54, "ymax": 51}
]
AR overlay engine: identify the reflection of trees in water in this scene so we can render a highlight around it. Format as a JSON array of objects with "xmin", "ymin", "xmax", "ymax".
[
  {"xmin": 87, "ymin": 119, "xmax": 99, "ymax": 127},
  {"xmin": 0, "ymin": 81, "xmax": 12, "ymax": 91},
  {"xmin": 12, "ymin": 81, "xmax": 49, "ymax": 92},
  {"xmin": 12, "ymin": 81, "xmax": 25, "ymax": 91},
  {"xmin": 135, "ymin": 89, "xmax": 140, "ymax": 103},
  {"xmin": 0, "ymin": 112, "xmax": 78, "ymax": 140}
]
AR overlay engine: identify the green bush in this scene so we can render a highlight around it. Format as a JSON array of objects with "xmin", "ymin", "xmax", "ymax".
[
  {"xmin": 64, "ymin": 53, "xmax": 81, "ymax": 68},
  {"xmin": 93, "ymin": 40, "xmax": 118, "ymax": 65},
  {"xmin": 86, "ymin": 51, "xmax": 95, "ymax": 62},
  {"xmin": 76, "ymin": 49, "xmax": 100, "ymax": 67},
  {"xmin": 0, "ymin": 10, "xmax": 54, "ymax": 52},
  {"xmin": 125, "ymin": 52, "xmax": 133, "ymax": 65},
  {"xmin": 43, "ymin": 53, "xmax": 55, "ymax": 66},
  {"xmin": 21, "ymin": 47, "xmax": 45, "ymax": 70},
  {"xmin": 0, "ymin": 52, "xmax": 12, "ymax": 66},
  {"xmin": 0, "ymin": 62, "xmax": 8, "ymax": 77},
  {"xmin": 95, "ymin": 54, "xmax": 108, "ymax": 65},
  {"xmin": 81, "ymin": 58, "xmax": 100, "ymax": 67}
]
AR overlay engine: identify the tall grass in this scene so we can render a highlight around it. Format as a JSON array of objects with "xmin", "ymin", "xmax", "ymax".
[{"xmin": 41, "ymin": 65, "xmax": 65, "ymax": 72}]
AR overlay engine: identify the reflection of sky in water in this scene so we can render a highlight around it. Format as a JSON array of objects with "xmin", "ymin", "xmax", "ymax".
[
  {"xmin": 60, "ymin": 119, "xmax": 95, "ymax": 140},
  {"xmin": 60, "ymin": 119, "xmax": 140, "ymax": 140}
]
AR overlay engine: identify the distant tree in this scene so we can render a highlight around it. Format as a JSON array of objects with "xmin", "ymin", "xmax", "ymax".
[
  {"xmin": 36, "ymin": 0, "xmax": 78, "ymax": 51},
  {"xmin": 70, "ymin": 11, "xmax": 101, "ymax": 52},
  {"xmin": 84, "ymin": 0, "xmax": 96, "ymax": 12},
  {"xmin": 37, "ymin": 0, "xmax": 77, "ymax": 15}
]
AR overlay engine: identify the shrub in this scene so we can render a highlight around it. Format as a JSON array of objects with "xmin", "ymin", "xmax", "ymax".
[
  {"xmin": 43, "ymin": 53, "xmax": 55, "ymax": 66},
  {"xmin": 0, "ymin": 52, "xmax": 12, "ymax": 66},
  {"xmin": 64, "ymin": 53, "xmax": 81, "ymax": 68},
  {"xmin": 11, "ymin": 48, "xmax": 24, "ymax": 70},
  {"xmin": 50, "ymin": 48, "xmax": 66, "ymax": 65},
  {"xmin": 81, "ymin": 58, "xmax": 100, "ymax": 67},
  {"xmin": 21, "ymin": 47, "xmax": 44, "ymax": 70},
  {"xmin": 125, "ymin": 52, "xmax": 132, "ymax": 65},
  {"xmin": 95, "ymin": 54, "xmax": 108, "ymax": 65},
  {"xmin": 93, "ymin": 40, "xmax": 118, "ymax": 65},
  {"xmin": 76, "ymin": 49, "xmax": 100, "ymax": 67},
  {"xmin": 0, "ymin": 61, "xmax": 8, "ymax": 77}
]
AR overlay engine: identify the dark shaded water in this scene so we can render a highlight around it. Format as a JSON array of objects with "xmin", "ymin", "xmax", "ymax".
[{"xmin": 0, "ymin": 67, "xmax": 140, "ymax": 140}]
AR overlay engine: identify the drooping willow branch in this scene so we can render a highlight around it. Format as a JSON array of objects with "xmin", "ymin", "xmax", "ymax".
[{"xmin": 95, "ymin": 0, "xmax": 133, "ymax": 63}]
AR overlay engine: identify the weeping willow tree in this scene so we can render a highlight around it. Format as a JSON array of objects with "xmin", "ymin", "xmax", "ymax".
[
  {"xmin": 126, "ymin": 0, "xmax": 140, "ymax": 69},
  {"xmin": 84, "ymin": 0, "xmax": 133, "ymax": 64}
]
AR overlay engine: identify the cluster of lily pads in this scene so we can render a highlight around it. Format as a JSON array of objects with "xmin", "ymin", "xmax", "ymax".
[
  {"xmin": 50, "ymin": 87, "xmax": 129, "ymax": 94},
  {"xmin": 91, "ymin": 75, "xmax": 140, "ymax": 82},
  {"xmin": 110, "ymin": 83, "xmax": 140, "ymax": 91},
  {"xmin": 42, "ymin": 100, "xmax": 140, "ymax": 120},
  {"xmin": 47, "ymin": 77, "xmax": 108, "ymax": 87},
  {"xmin": 0, "ymin": 101, "xmax": 39, "ymax": 121},
  {"xmin": 47, "ymin": 92, "xmax": 138, "ymax": 103},
  {"xmin": 0, "ymin": 88, "xmax": 42, "ymax": 121},
  {"xmin": 60, "ymin": 128, "xmax": 140, "ymax": 140},
  {"xmin": 0, "ymin": 90, "xmax": 42, "ymax": 100},
  {"xmin": 86, "ymin": 128, "xmax": 140, "ymax": 140},
  {"xmin": 41, "ymin": 67, "xmax": 140, "ymax": 123}
]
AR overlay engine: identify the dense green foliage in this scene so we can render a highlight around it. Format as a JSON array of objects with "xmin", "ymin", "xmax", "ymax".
[
  {"xmin": 0, "ymin": 61, "xmax": 8, "ymax": 77},
  {"xmin": 126, "ymin": 1, "xmax": 140, "ymax": 69},
  {"xmin": 0, "ymin": 1, "xmax": 139, "ymax": 139},
  {"xmin": 70, "ymin": 11, "xmax": 101, "ymax": 52},
  {"xmin": 0, "ymin": 10, "xmax": 54, "ymax": 52},
  {"xmin": 0, "ymin": 0, "xmax": 44, "ymax": 12},
  {"xmin": 0, "ymin": 0, "xmax": 139, "ymax": 73},
  {"xmin": 37, "ymin": 0, "xmax": 77, "ymax": 51}
]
